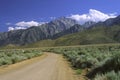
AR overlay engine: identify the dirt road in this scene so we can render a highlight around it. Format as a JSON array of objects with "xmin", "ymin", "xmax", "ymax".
[{"xmin": 0, "ymin": 52, "xmax": 78, "ymax": 80}]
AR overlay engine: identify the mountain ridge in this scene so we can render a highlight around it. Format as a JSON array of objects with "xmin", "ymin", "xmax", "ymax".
[
  {"xmin": 0, "ymin": 17, "xmax": 78, "ymax": 46},
  {"xmin": 0, "ymin": 15, "xmax": 120, "ymax": 47}
]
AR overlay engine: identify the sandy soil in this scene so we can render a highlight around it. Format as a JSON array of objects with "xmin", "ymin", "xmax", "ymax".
[{"xmin": 0, "ymin": 52, "xmax": 79, "ymax": 80}]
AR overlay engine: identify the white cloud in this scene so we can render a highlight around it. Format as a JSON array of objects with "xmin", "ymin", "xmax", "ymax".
[
  {"xmin": 8, "ymin": 27, "xmax": 15, "ymax": 31},
  {"xmin": 8, "ymin": 26, "xmax": 27, "ymax": 31},
  {"xmin": 8, "ymin": 21, "xmax": 46, "ymax": 31},
  {"xmin": 69, "ymin": 9, "xmax": 117, "ymax": 24},
  {"xmin": 6, "ymin": 23, "xmax": 12, "ymax": 25},
  {"xmin": 15, "ymin": 27, "xmax": 27, "ymax": 30},
  {"xmin": 50, "ymin": 17, "xmax": 56, "ymax": 20},
  {"xmin": 16, "ymin": 21, "xmax": 41, "ymax": 27}
]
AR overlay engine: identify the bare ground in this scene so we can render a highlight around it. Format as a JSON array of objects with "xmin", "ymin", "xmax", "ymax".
[{"xmin": 0, "ymin": 52, "xmax": 79, "ymax": 80}]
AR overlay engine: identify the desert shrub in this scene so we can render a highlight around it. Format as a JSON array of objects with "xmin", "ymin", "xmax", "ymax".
[
  {"xmin": 0, "ymin": 57, "xmax": 12, "ymax": 66},
  {"xmin": 94, "ymin": 71, "xmax": 120, "ymax": 80},
  {"xmin": 86, "ymin": 52, "xmax": 120, "ymax": 78},
  {"xmin": 0, "ymin": 49, "xmax": 42, "ymax": 66}
]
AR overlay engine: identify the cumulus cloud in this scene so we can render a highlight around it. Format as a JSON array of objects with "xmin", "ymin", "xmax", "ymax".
[
  {"xmin": 16, "ymin": 21, "xmax": 40, "ymax": 27},
  {"xmin": 8, "ymin": 21, "xmax": 46, "ymax": 31},
  {"xmin": 8, "ymin": 26, "xmax": 27, "ymax": 31},
  {"xmin": 8, "ymin": 27, "xmax": 14, "ymax": 31},
  {"xmin": 69, "ymin": 9, "xmax": 117, "ymax": 24}
]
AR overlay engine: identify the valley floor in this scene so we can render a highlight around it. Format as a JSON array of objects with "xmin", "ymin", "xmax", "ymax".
[{"xmin": 0, "ymin": 52, "xmax": 79, "ymax": 80}]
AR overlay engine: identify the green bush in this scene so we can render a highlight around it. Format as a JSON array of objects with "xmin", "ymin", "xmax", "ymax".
[
  {"xmin": 86, "ymin": 53, "xmax": 120, "ymax": 78},
  {"xmin": 0, "ymin": 49, "xmax": 42, "ymax": 66},
  {"xmin": 94, "ymin": 71, "xmax": 120, "ymax": 80}
]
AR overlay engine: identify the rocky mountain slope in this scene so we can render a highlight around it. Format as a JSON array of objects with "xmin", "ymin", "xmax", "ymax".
[
  {"xmin": 24, "ymin": 15, "xmax": 120, "ymax": 47},
  {"xmin": 0, "ymin": 15, "xmax": 120, "ymax": 47},
  {"xmin": 0, "ymin": 17, "xmax": 77, "ymax": 46}
]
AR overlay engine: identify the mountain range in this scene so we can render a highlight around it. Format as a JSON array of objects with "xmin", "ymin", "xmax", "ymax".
[
  {"xmin": 0, "ymin": 17, "xmax": 77, "ymax": 46},
  {"xmin": 0, "ymin": 15, "xmax": 120, "ymax": 47}
]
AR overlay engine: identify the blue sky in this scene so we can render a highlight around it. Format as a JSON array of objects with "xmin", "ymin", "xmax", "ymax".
[{"xmin": 0, "ymin": 0, "xmax": 120, "ymax": 32}]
